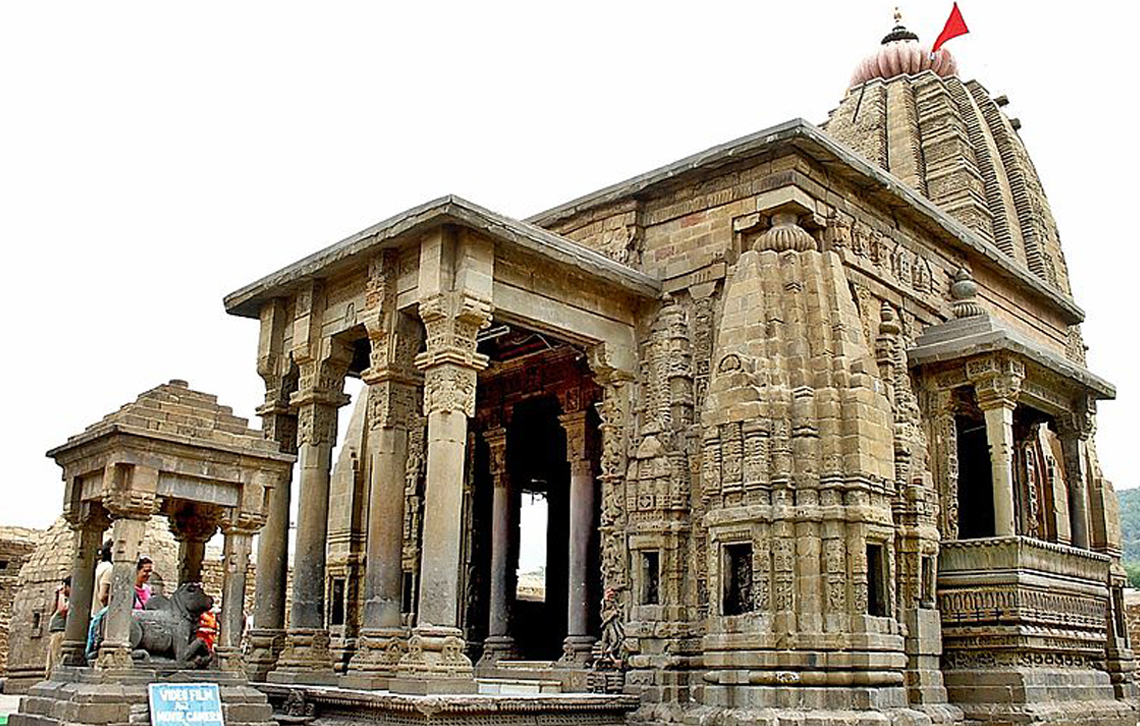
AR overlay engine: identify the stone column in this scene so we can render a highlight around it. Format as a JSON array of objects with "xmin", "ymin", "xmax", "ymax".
[
  {"xmin": 216, "ymin": 523, "xmax": 255, "ymax": 671},
  {"xmin": 558, "ymin": 410, "xmax": 597, "ymax": 667},
  {"xmin": 1058, "ymin": 401, "xmax": 1094, "ymax": 549},
  {"xmin": 970, "ymin": 356, "xmax": 1023, "ymax": 539},
  {"xmin": 346, "ymin": 376, "xmax": 418, "ymax": 687},
  {"xmin": 478, "ymin": 427, "xmax": 517, "ymax": 666},
  {"xmin": 391, "ymin": 273, "xmax": 490, "ymax": 692},
  {"xmin": 61, "ymin": 509, "xmax": 108, "ymax": 666},
  {"xmin": 97, "ymin": 513, "xmax": 148, "ymax": 669},
  {"xmin": 247, "ymin": 404, "xmax": 296, "ymax": 680},
  {"xmin": 96, "ymin": 463, "xmax": 157, "ymax": 670},
  {"xmin": 981, "ymin": 403, "xmax": 1016, "ymax": 537},
  {"xmin": 271, "ymin": 393, "xmax": 343, "ymax": 681}
]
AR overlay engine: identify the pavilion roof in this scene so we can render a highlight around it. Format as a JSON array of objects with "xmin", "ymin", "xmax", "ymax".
[
  {"xmin": 223, "ymin": 195, "xmax": 661, "ymax": 319},
  {"xmin": 47, "ymin": 379, "xmax": 290, "ymax": 461}
]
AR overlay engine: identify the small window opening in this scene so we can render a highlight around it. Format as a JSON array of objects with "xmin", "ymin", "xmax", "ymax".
[
  {"xmin": 0, "ymin": 560, "xmax": 8, "ymax": 570},
  {"xmin": 32, "ymin": 611, "xmax": 42, "ymax": 636},
  {"xmin": 867, "ymin": 543, "xmax": 888, "ymax": 617},
  {"xmin": 330, "ymin": 578, "xmax": 346, "ymax": 626},
  {"xmin": 641, "ymin": 551, "xmax": 660, "ymax": 605},
  {"xmin": 516, "ymin": 490, "xmax": 547, "ymax": 603},
  {"xmin": 723, "ymin": 543, "xmax": 754, "ymax": 616}
]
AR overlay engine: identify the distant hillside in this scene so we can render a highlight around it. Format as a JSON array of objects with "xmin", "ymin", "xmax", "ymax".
[{"xmin": 1118, "ymin": 487, "xmax": 1140, "ymax": 566}]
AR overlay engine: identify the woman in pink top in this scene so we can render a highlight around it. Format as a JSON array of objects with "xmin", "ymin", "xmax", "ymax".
[{"xmin": 133, "ymin": 557, "xmax": 153, "ymax": 610}]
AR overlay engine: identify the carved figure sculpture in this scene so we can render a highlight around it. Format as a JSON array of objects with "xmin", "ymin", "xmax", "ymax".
[{"xmin": 129, "ymin": 583, "xmax": 214, "ymax": 669}]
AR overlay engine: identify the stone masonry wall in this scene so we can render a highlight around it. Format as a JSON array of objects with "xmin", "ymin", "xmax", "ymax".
[{"xmin": 0, "ymin": 527, "xmax": 40, "ymax": 675}]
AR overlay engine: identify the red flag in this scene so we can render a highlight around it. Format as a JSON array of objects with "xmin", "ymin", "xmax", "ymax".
[{"xmin": 932, "ymin": 3, "xmax": 969, "ymax": 53}]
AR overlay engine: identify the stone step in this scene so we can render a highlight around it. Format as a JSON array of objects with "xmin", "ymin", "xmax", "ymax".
[{"xmin": 475, "ymin": 678, "xmax": 562, "ymax": 695}]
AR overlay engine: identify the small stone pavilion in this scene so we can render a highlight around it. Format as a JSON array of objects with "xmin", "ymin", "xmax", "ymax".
[{"xmin": 12, "ymin": 381, "xmax": 292, "ymax": 726}]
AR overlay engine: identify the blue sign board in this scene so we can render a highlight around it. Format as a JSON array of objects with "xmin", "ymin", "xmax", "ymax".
[{"xmin": 148, "ymin": 683, "xmax": 225, "ymax": 726}]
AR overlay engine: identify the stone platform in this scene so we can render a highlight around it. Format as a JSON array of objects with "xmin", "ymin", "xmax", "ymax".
[
  {"xmin": 11, "ymin": 667, "xmax": 274, "ymax": 726},
  {"xmin": 258, "ymin": 682, "xmax": 639, "ymax": 726}
]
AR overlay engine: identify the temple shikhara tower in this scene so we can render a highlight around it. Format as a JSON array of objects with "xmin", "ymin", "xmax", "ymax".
[{"xmin": 16, "ymin": 10, "xmax": 1136, "ymax": 726}]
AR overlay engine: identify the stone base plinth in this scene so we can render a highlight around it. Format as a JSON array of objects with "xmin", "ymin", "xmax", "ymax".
[
  {"xmin": 341, "ymin": 627, "xmax": 406, "ymax": 689},
  {"xmin": 390, "ymin": 626, "xmax": 476, "ymax": 695},
  {"xmin": 944, "ymin": 667, "xmax": 1138, "ymax": 726},
  {"xmin": 259, "ymin": 682, "xmax": 638, "ymax": 725},
  {"xmin": 244, "ymin": 628, "xmax": 286, "ymax": 682},
  {"xmin": 268, "ymin": 628, "xmax": 337, "ymax": 685},
  {"xmin": 10, "ymin": 666, "xmax": 274, "ymax": 726},
  {"xmin": 628, "ymin": 703, "xmax": 934, "ymax": 726},
  {"xmin": 475, "ymin": 635, "xmax": 518, "ymax": 669},
  {"xmin": 556, "ymin": 635, "xmax": 595, "ymax": 669}
]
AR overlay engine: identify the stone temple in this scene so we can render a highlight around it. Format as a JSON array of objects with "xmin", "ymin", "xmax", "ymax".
[{"xmin": 19, "ymin": 13, "xmax": 1138, "ymax": 726}]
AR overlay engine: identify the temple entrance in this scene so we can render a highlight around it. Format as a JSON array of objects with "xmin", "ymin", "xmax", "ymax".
[
  {"xmin": 507, "ymin": 396, "xmax": 569, "ymax": 660},
  {"xmin": 464, "ymin": 322, "xmax": 604, "ymax": 670}
]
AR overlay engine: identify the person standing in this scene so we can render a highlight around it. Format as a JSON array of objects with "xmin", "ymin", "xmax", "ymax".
[
  {"xmin": 44, "ymin": 576, "xmax": 70, "ymax": 677},
  {"xmin": 92, "ymin": 539, "xmax": 112, "ymax": 612}
]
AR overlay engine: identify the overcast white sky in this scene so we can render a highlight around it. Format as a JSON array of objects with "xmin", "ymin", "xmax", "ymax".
[{"xmin": 2, "ymin": 1, "xmax": 1137, "ymax": 529}]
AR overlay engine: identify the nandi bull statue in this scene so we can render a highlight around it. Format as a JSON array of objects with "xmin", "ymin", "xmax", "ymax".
[{"xmin": 129, "ymin": 582, "xmax": 214, "ymax": 669}]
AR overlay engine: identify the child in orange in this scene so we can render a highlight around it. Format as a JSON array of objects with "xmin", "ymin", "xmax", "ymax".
[{"xmin": 197, "ymin": 609, "xmax": 218, "ymax": 652}]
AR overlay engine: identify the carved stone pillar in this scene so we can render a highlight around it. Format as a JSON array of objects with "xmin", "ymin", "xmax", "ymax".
[
  {"xmin": 273, "ymin": 345, "xmax": 350, "ymax": 682},
  {"xmin": 391, "ymin": 280, "xmax": 489, "ymax": 694},
  {"xmin": 216, "ymin": 522, "xmax": 255, "ymax": 672},
  {"xmin": 247, "ymin": 403, "xmax": 297, "ymax": 680},
  {"xmin": 587, "ymin": 347, "xmax": 635, "ymax": 682},
  {"xmin": 925, "ymin": 388, "xmax": 959, "ymax": 541},
  {"xmin": 61, "ymin": 506, "xmax": 109, "ymax": 666},
  {"xmin": 558, "ymin": 410, "xmax": 596, "ymax": 667},
  {"xmin": 346, "ymin": 377, "xmax": 419, "ymax": 686},
  {"xmin": 97, "ymin": 465, "xmax": 157, "ymax": 670},
  {"xmin": 478, "ymin": 427, "xmax": 517, "ymax": 667},
  {"xmin": 346, "ymin": 255, "xmax": 424, "ymax": 686},
  {"xmin": 1058, "ymin": 398, "xmax": 1094, "ymax": 549},
  {"xmin": 970, "ymin": 356, "xmax": 1023, "ymax": 538}
]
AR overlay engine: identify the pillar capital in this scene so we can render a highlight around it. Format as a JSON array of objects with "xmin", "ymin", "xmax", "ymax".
[
  {"xmin": 967, "ymin": 354, "xmax": 1024, "ymax": 410},
  {"xmin": 415, "ymin": 291, "xmax": 491, "ymax": 370},
  {"xmin": 1058, "ymin": 395, "xmax": 1097, "ymax": 441},
  {"xmin": 483, "ymin": 426, "xmax": 509, "ymax": 485},
  {"xmin": 169, "ymin": 505, "xmax": 222, "ymax": 544},
  {"xmin": 558, "ymin": 410, "xmax": 593, "ymax": 463},
  {"xmin": 64, "ymin": 501, "xmax": 110, "ymax": 532}
]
